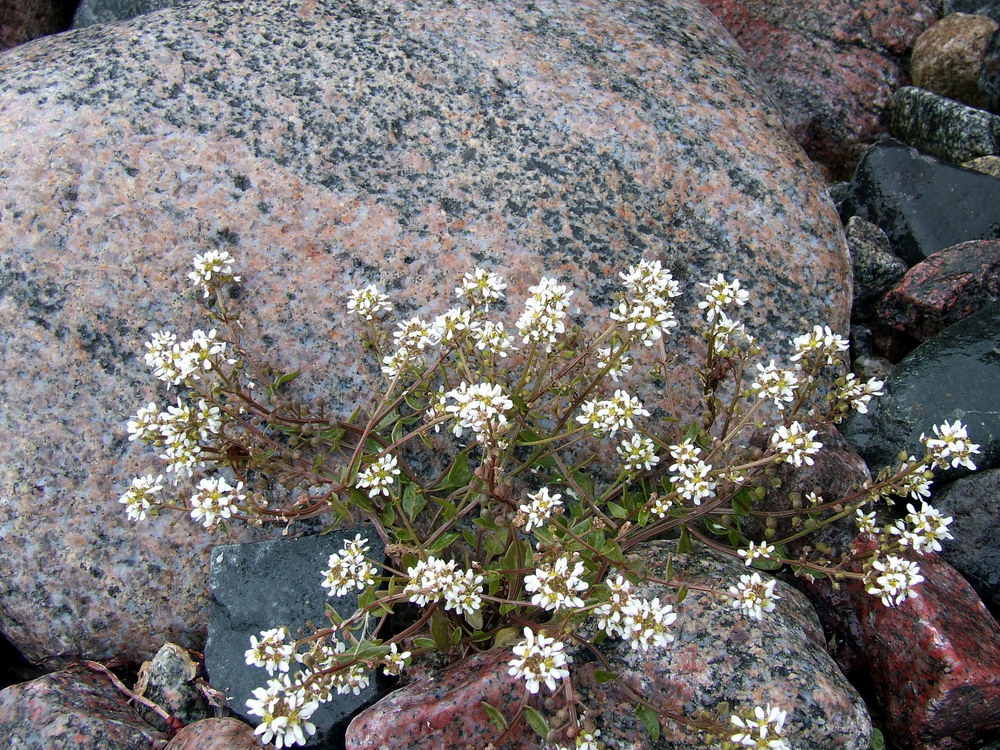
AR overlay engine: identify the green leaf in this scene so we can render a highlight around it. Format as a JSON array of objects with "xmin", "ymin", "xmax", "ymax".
[
  {"xmin": 404, "ymin": 392, "xmax": 425, "ymax": 411},
  {"xmin": 593, "ymin": 669, "xmax": 618, "ymax": 684},
  {"xmin": 402, "ymin": 483, "xmax": 427, "ymax": 521},
  {"xmin": 481, "ymin": 701, "xmax": 508, "ymax": 731},
  {"xmin": 265, "ymin": 369, "xmax": 300, "ymax": 396},
  {"xmin": 465, "ymin": 607, "xmax": 483, "ymax": 631},
  {"xmin": 607, "ymin": 502, "xmax": 628, "ymax": 519},
  {"xmin": 636, "ymin": 704, "xmax": 661, "ymax": 741},
  {"xmin": 446, "ymin": 451, "xmax": 472, "ymax": 488},
  {"xmin": 522, "ymin": 706, "xmax": 550, "ymax": 740},
  {"xmin": 637, "ymin": 508, "xmax": 650, "ymax": 527},
  {"xmin": 511, "ymin": 393, "xmax": 529, "ymax": 413},
  {"xmin": 678, "ymin": 525, "xmax": 692, "ymax": 554},
  {"xmin": 413, "ymin": 637, "xmax": 436, "ymax": 650},
  {"xmin": 451, "ymin": 626, "xmax": 463, "ymax": 644},
  {"xmin": 348, "ymin": 488, "xmax": 376, "ymax": 513},
  {"xmin": 704, "ymin": 519, "xmax": 728, "ymax": 535},
  {"xmin": 751, "ymin": 556, "xmax": 783, "ymax": 571},
  {"xmin": 428, "ymin": 532, "xmax": 460, "ymax": 555},
  {"xmin": 675, "ymin": 585, "xmax": 688, "ymax": 604},
  {"xmin": 430, "ymin": 609, "xmax": 451, "ymax": 653},
  {"xmin": 870, "ymin": 727, "xmax": 885, "ymax": 750}
]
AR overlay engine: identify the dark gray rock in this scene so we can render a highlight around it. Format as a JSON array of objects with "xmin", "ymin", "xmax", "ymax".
[
  {"xmin": 843, "ymin": 302, "xmax": 1000, "ymax": 481},
  {"xmin": 206, "ymin": 529, "xmax": 384, "ymax": 748},
  {"xmin": 932, "ymin": 468, "xmax": 1000, "ymax": 611},
  {"xmin": 979, "ymin": 25, "xmax": 1000, "ymax": 113},
  {"xmin": 890, "ymin": 86, "xmax": 1000, "ymax": 163},
  {"xmin": 944, "ymin": 0, "xmax": 1000, "ymax": 23},
  {"xmin": 843, "ymin": 138, "xmax": 1000, "ymax": 265},
  {"xmin": 135, "ymin": 643, "xmax": 210, "ymax": 731},
  {"xmin": 846, "ymin": 216, "xmax": 908, "ymax": 319},
  {"xmin": 72, "ymin": 0, "xmax": 183, "ymax": 28},
  {"xmin": 0, "ymin": 666, "xmax": 168, "ymax": 749}
]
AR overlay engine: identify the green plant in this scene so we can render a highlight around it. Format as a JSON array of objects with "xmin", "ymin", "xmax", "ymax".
[{"xmin": 120, "ymin": 252, "xmax": 978, "ymax": 749}]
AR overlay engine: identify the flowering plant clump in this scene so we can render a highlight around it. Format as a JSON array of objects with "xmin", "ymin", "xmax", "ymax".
[{"xmin": 119, "ymin": 252, "xmax": 979, "ymax": 748}]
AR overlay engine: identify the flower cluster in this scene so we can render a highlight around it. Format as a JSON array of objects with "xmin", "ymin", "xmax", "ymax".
[
  {"xmin": 889, "ymin": 502, "xmax": 954, "ymax": 554},
  {"xmin": 770, "ymin": 422, "xmax": 822, "ymax": 468},
  {"xmin": 245, "ymin": 676, "xmax": 319, "ymax": 749},
  {"xmin": 698, "ymin": 274, "xmax": 749, "ymax": 322},
  {"xmin": 864, "ymin": 554, "xmax": 925, "ymax": 607},
  {"xmin": 667, "ymin": 440, "xmax": 716, "ymax": 505},
  {"xmin": 922, "ymin": 420, "xmax": 981, "ymax": 471},
  {"xmin": 456, "ymin": 268, "xmax": 507, "ymax": 309},
  {"xmin": 728, "ymin": 572, "xmax": 781, "ymax": 621},
  {"xmin": 508, "ymin": 627, "xmax": 571, "ymax": 694},
  {"xmin": 595, "ymin": 577, "xmax": 678, "ymax": 651},
  {"xmin": 790, "ymin": 324, "xmax": 849, "ymax": 366},
  {"xmin": 525, "ymin": 556, "xmax": 590, "ymax": 611},
  {"xmin": 610, "ymin": 260, "xmax": 681, "ymax": 346},
  {"xmin": 516, "ymin": 277, "xmax": 573, "ymax": 351},
  {"xmin": 189, "ymin": 475, "xmax": 245, "ymax": 528},
  {"xmin": 321, "ymin": 535, "xmax": 377, "ymax": 596},
  {"xmin": 750, "ymin": 361, "xmax": 799, "ymax": 409},
  {"xmin": 519, "ymin": 487, "xmax": 563, "ymax": 532},
  {"xmin": 356, "ymin": 454, "xmax": 400, "ymax": 498},
  {"xmin": 347, "ymin": 284, "xmax": 393, "ymax": 321},
  {"xmin": 188, "ymin": 250, "xmax": 241, "ymax": 298},
  {"xmin": 617, "ymin": 434, "xmax": 660, "ymax": 473},
  {"xmin": 576, "ymin": 390, "xmax": 650, "ymax": 437},
  {"xmin": 404, "ymin": 557, "xmax": 484, "ymax": 616},
  {"xmin": 729, "ymin": 704, "xmax": 790, "ymax": 749},
  {"xmin": 444, "ymin": 381, "xmax": 514, "ymax": 441},
  {"xmin": 143, "ymin": 329, "xmax": 233, "ymax": 388}
]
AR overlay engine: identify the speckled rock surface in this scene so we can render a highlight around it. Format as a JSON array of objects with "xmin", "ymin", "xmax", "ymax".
[
  {"xmin": 844, "ymin": 302, "xmax": 1000, "ymax": 480},
  {"xmin": 855, "ymin": 544, "xmax": 1000, "ymax": 750},
  {"xmin": 877, "ymin": 239, "xmax": 1000, "ymax": 341},
  {"xmin": 347, "ymin": 540, "xmax": 871, "ymax": 749},
  {"xmin": 978, "ymin": 27, "xmax": 1000, "ymax": 113},
  {"xmin": 0, "ymin": 0, "xmax": 75, "ymax": 51},
  {"xmin": 72, "ymin": 0, "xmax": 185, "ymax": 28},
  {"xmin": 890, "ymin": 86, "xmax": 1000, "ymax": 163},
  {"xmin": 945, "ymin": 0, "xmax": 1000, "ymax": 23},
  {"xmin": 910, "ymin": 13, "xmax": 998, "ymax": 109},
  {"xmin": 135, "ymin": 643, "xmax": 210, "ymax": 731},
  {"xmin": 963, "ymin": 153, "xmax": 1000, "ymax": 175},
  {"xmin": 843, "ymin": 138, "xmax": 1000, "ymax": 264},
  {"xmin": 163, "ymin": 718, "xmax": 258, "ymax": 750},
  {"xmin": 932, "ymin": 468, "xmax": 1000, "ymax": 611},
  {"xmin": 0, "ymin": 665, "xmax": 168, "ymax": 749},
  {"xmin": 846, "ymin": 216, "xmax": 908, "ymax": 320},
  {"xmin": 0, "ymin": 0, "xmax": 851, "ymax": 668},
  {"xmin": 206, "ymin": 531, "xmax": 383, "ymax": 746},
  {"xmin": 699, "ymin": 0, "xmax": 938, "ymax": 179}
]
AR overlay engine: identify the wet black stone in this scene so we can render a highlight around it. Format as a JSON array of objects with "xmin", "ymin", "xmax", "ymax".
[
  {"xmin": 932, "ymin": 468, "xmax": 1000, "ymax": 614},
  {"xmin": 205, "ymin": 528, "xmax": 384, "ymax": 749},
  {"xmin": 843, "ymin": 302, "xmax": 1000, "ymax": 483},
  {"xmin": 842, "ymin": 138, "xmax": 1000, "ymax": 265}
]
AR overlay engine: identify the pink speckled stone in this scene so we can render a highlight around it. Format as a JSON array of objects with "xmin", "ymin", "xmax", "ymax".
[
  {"xmin": 0, "ymin": 0, "xmax": 849, "ymax": 667},
  {"xmin": 701, "ymin": 0, "xmax": 939, "ymax": 178},
  {"xmin": 346, "ymin": 541, "xmax": 871, "ymax": 750},
  {"xmin": 0, "ymin": 666, "xmax": 168, "ymax": 749},
  {"xmin": 163, "ymin": 718, "xmax": 258, "ymax": 750}
]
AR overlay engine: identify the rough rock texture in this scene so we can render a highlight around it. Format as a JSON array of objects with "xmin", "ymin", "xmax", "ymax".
[
  {"xmin": 346, "ymin": 540, "xmax": 871, "ymax": 749},
  {"xmin": 910, "ymin": 12, "xmax": 998, "ymax": 109},
  {"xmin": 877, "ymin": 239, "xmax": 1000, "ymax": 340},
  {"xmin": 163, "ymin": 718, "xmax": 258, "ymax": 750},
  {"xmin": 802, "ymin": 540, "xmax": 1000, "ymax": 750},
  {"xmin": 932, "ymin": 468, "xmax": 1000, "ymax": 611},
  {"xmin": 846, "ymin": 215, "xmax": 908, "ymax": 320},
  {"xmin": 890, "ymin": 85, "xmax": 1000, "ymax": 163},
  {"xmin": 945, "ymin": 0, "xmax": 1000, "ymax": 23},
  {"xmin": 73, "ymin": 0, "xmax": 185, "ymax": 28},
  {"xmin": 844, "ymin": 302, "xmax": 1000, "ymax": 480},
  {"xmin": 699, "ymin": 0, "xmax": 938, "ymax": 179},
  {"xmin": 207, "ymin": 531, "xmax": 383, "ymax": 746},
  {"xmin": 0, "ymin": 665, "xmax": 169, "ymax": 749},
  {"xmin": 0, "ymin": 0, "xmax": 75, "ymax": 51},
  {"xmin": 843, "ymin": 138, "xmax": 1000, "ymax": 264},
  {"xmin": 0, "ymin": 0, "xmax": 851, "ymax": 668},
  {"xmin": 963, "ymin": 153, "xmax": 1000, "ymax": 175},
  {"xmin": 135, "ymin": 643, "xmax": 210, "ymax": 731}
]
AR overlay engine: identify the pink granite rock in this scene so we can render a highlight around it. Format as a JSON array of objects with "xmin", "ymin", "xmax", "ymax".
[
  {"xmin": 0, "ymin": 665, "xmax": 169, "ymax": 749},
  {"xmin": 701, "ymin": 0, "xmax": 939, "ymax": 178},
  {"xmin": 877, "ymin": 239, "xmax": 1000, "ymax": 341},
  {"xmin": 0, "ymin": 0, "xmax": 850, "ymax": 669},
  {"xmin": 346, "ymin": 540, "xmax": 871, "ymax": 749},
  {"xmin": 164, "ymin": 718, "xmax": 257, "ymax": 750}
]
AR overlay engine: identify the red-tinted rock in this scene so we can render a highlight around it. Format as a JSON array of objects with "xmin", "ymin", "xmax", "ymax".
[
  {"xmin": 804, "ymin": 539, "xmax": 1000, "ymax": 750},
  {"xmin": 701, "ymin": 0, "xmax": 939, "ymax": 178},
  {"xmin": 877, "ymin": 239, "xmax": 1000, "ymax": 340},
  {"xmin": 164, "ymin": 718, "xmax": 258, "ymax": 750},
  {"xmin": 0, "ymin": 665, "xmax": 168, "ymax": 749},
  {"xmin": 0, "ymin": 0, "xmax": 75, "ymax": 51}
]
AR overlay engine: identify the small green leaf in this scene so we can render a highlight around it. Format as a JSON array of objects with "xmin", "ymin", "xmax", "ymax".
[
  {"xmin": 402, "ymin": 483, "xmax": 427, "ymax": 521},
  {"xmin": 430, "ymin": 609, "xmax": 451, "ymax": 653},
  {"xmin": 522, "ymin": 706, "xmax": 550, "ymax": 740},
  {"xmin": 481, "ymin": 701, "xmax": 508, "ymax": 731},
  {"xmin": 678, "ymin": 525, "xmax": 692, "ymax": 554},
  {"xmin": 593, "ymin": 669, "xmax": 618, "ymax": 684},
  {"xmin": 348, "ymin": 488, "xmax": 375, "ymax": 513},
  {"xmin": 608, "ymin": 502, "xmax": 628, "ymax": 519},
  {"xmin": 465, "ymin": 607, "xmax": 483, "ymax": 631},
  {"xmin": 451, "ymin": 626, "xmax": 463, "ymax": 644},
  {"xmin": 266, "ymin": 369, "xmax": 300, "ymax": 396},
  {"xmin": 751, "ymin": 556, "xmax": 783, "ymax": 571},
  {"xmin": 675, "ymin": 585, "xmax": 689, "ymax": 604},
  {"xmin": 445, "ymin": 452, "xmax": 472, "ymax": 488},
  {"xmin": 511, "ymin": 393, "xmax": 529, "ymax": 413},
  {"xmin": 428, "ymin": 532, "xmax": 460, "ymax": 555},
  {"xmin": 636, "ymin": 704, "xmax": 661, "ymax": 741},
  {"xmin": 413, "ymin": 637, "xmax": 436, "ymax": 650},
  {"xmin": 870, "ymin": 727, "xmax": 885, "ymax": 750}
]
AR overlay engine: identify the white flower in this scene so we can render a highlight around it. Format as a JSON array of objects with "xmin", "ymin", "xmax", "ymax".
[
  {"xmin": 382, "ymin": 643, "xmax": 411, "ymax": 676},
  {"xmin": 790, "ymin": 324, "xmax": 849, "ymax": 365},
  {"xmin": 595, "ymin": 575, "xmax": 635, "ymax": 637},
  {"xmin": 730, "ymin": 704, "xmax": 790, "ymax": 749},
  {"xmin": 575, "ymin": 390, "xmax": 649, "ymax": 437},
  {"xmin": 728, "ymin": 572, "xmax": 780, "ymax": 621},
  {"xmin": 751, "ymin": 361, "xmax": 799, "ymax": 409},
  {"xmin": 771, "ymin": 422, "xmax": 822, "ymax": 467},
  {"xmin": 393, "ymin": 316, "xmax": 438, "ymax": 351},
  {"xmin": 188, "ymin": 250, "xmax": 240, "ymax": 297},
  {"xmin": 889, "ymin": 502, "xmax": 953, "ymax": 554},
  {"xmin": 471, "ymin": 320, "xmax": 515, "ymax": 358},
  {"xmin": 737, "ymin": 541, "xmax": 776, "ymax": 566},
  {"xmin": 246, "ymin": 675, "xmax": 319, "ymax": 749},
  {"xmin": 431, "ymin": 308, "xmax": 473, "ymax": 344},
  {"xmin": 519, "ymin": 488, "xmax": 563, "ymax": 532},
  {"xmin": 673, "ymin": 460, "xmax": 717, "ymax": 505},
  {"xmin": 865, "ymin": 555, "xmax": 924, "ymax": 607},
  {"xmin": 127, "ymin": 402, "xmax": 162, "ymax": 444},
  {"xmin": 508, "ymin": 627, "xmax": 570, "ymax": 694},
  {"xmin": 347, "ymin": 284, "xmax": 392, "ymax": 320},
  {"xmin": 245, "ymin": 627, "xmax": 295, "ymax": 676},
  {"xmin": 620, "ymin": 260, "xmax": 680, "ymax": 307},
  {"xmin": 321, "ymin": 534, "xmax": 377, "ymax": 596},
  {"xmin": 596, "ymin": 346, "xmax": 633, "ymax": 381},
  {"xmin": 189, "ymin": 476, "xmax": 245, "ymax": 528},
  {"xmin": 620, "ymin": 597, "xmax": 677, "ymax": 651},
  {"xmin": 922, "ymin": 420, "xmax": 980, "ymax": 471},
  {"xmin": 524, "ymin": 556, "xmax": 589, "ymax": 611},
  {"xmin": 650, "ymin": 495, "xmax": 674, "ymax": 518},
  {"xmin": 698, "ymin": 274, "xmax": 749, "ymax": 322},
  {"xmin": 855, "ymin": 509, "xmax": 879, "ymax": 536},
  {"xmin": 119, "ymin": 474, "xmax": 163, "ymax": 521},
  {"xmin": 456, "ymin": 268, "xmax": 507, "ymax": 309},
  {"xmin": 403, "ymin": 557, "xmax": 484, "ymax": 616},
  {"xmin": 616, "ymin": 434, "xmax": 660, "ymax": 473},
  {"xmin": 835, "ymin": 373, "xmax": 884, "ymax": 416},
  {"xmin": 515, "ymin": 277, "xmax": 573, "ymax": 352},
  {"xmin": 381, "ymin": 346, "xmax": 422, "ymax": 380},
  {"xmin": 445, "ymin": 381, "xmax": 513, "ymax": 439},
  {"xmin": 356, "ymin": 454, "xmax": 399, "ymax": 498},
  {"xmin": 608, "ymin": 301, "xmax": 677, "ymax": 346}
]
